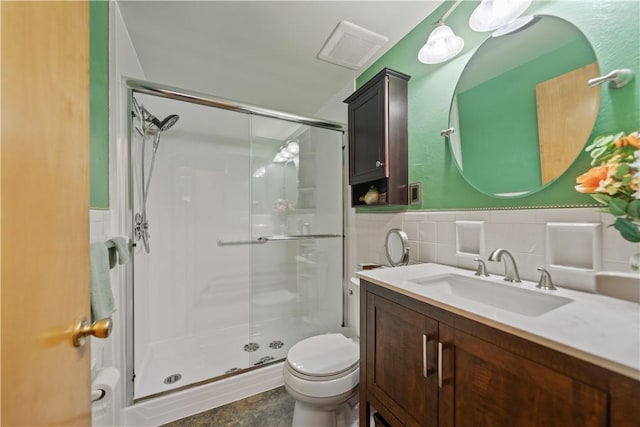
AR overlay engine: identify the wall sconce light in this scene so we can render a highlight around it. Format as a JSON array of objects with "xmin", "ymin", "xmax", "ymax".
[
  {"xmin": 469, "ymin": 0, "xmax": 532, "ymax": 32},
  {"xmin": 417, "ymin": 0, "xmax": 464, "ymax": 65},
  {"xmin": 419, "ymin": 0, "xmax": 533, "ymax": 65}
]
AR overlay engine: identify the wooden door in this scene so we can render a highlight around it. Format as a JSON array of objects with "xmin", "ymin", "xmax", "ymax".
[
  {"xmin": 536, "ymin": 62, "xmax": 600, "ymax": 184},
  {"xmin": 438, "ymin": 323, "xmax": 608, "ymax": 427},
  {"xmin": 366, "ymin": 293, "xmax": 438, "ymax": 427},
  {"xmin": 1, "ymin": 1, "xmax": 91, "ymax": 425}
]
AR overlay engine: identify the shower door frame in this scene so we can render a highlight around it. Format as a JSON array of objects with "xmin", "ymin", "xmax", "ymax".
[{"xmin": 123, "ymin": 79, "xmax": 348, "ymax": 406}]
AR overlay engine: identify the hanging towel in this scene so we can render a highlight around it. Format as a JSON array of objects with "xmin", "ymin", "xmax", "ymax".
[
  {"xmin": 90, "ymin": 242, "xmax": 115, "ymax": 322},
  {"xmin": 106, "ymin": 236, "xmax": 130, "ymax": 269}
]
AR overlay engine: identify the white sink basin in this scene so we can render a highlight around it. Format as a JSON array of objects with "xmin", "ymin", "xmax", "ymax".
[
  {"xmin": 595, "ymin": 272, "xmax": 640, "ymax": 303},
  {"xmin": 409, "ymin": 274, "xmax": 573, "ymax": 317}
]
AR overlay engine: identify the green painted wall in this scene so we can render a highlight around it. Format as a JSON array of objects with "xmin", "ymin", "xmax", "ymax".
[
  {"xmin": 90, "ymin": 1, "xmax": 109, "ymax": 209},
  {"xmin": 458, "ymin": 38, "xmax": 595, "ymax": 195},
  {"xmin": 357, "ymin": 0, "xmax": 640, "ymax": 211}
]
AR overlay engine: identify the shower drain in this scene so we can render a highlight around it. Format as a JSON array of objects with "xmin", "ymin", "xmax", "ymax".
[
  {"xmin": 254, "ymin": 356, "xmax": 275, "ymax": 366},
  {"xmin": 244, "ymin": 342, "xmax": 260, "ymax": 352},
  {"xmin": 163, "ymin": 373, "xmax": 182, "ymax": 385},
  {"xmin": 269, "ymin": 340, "xmax": 284, "ymax": 349}
]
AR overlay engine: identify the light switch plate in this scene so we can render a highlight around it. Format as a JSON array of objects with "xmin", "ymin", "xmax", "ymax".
[{"xmin": 409, "ymin": 182, "xmax": 421, "ymax": 205}]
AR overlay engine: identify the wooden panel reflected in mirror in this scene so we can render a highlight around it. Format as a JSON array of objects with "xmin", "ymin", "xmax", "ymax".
[{"xmin": 536, "ymin": 62, "xmax": 600, "ymax": 184}]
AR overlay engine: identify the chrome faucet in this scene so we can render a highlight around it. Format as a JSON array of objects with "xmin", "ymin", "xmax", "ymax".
[{"xmin": 488, "ymin": 248, "xmax": 521, "ymax": 283}]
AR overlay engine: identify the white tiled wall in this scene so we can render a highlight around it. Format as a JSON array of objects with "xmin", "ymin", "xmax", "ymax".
[
  {"xmin": 350, "ymin": 208, "xmax": 640, "ymax": 292},
  {"xmin": 89, "ymin": 209, "xmax": 112, "ymax": 369}
]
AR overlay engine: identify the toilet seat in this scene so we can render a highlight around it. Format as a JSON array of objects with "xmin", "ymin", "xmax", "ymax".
[
  {"xmin": 284, "ymin": 362, "xmax": 360, "ymax": 399},
  {"xmin": 284, "ymin": 333, "xmax": 360, "ymax": 398},
  {"xmin": 287, "ymin": 333, "xmax": 359, "ymax": 378}
]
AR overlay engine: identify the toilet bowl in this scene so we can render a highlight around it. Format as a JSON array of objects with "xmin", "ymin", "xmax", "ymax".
[{"xmin": 283, "ymin": 277, "xmax": 361, "ymax": 427}]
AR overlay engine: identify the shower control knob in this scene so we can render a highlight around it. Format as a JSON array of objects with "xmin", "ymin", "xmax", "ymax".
[
  {"xmin": 71, "ymin": 317, "xmax": 113, "ymax": 348},
  {"xmin": 375, "ymin": 160, "xmax": 384, "ymax": 168}
]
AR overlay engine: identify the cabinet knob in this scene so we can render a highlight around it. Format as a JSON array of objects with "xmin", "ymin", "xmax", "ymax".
[{"xmin": 375, "ymin": 160, "xmax": 384, "ymax": 168}]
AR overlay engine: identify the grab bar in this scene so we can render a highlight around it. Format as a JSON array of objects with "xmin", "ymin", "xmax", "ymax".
[{"xmin": 217, "ymin": 234, "xmax": 341, "ymax": 246}]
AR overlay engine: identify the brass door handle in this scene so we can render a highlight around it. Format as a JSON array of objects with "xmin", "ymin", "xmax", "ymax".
[{"xmin": 71, "ymin": 317, "xmax": 112, "ymax": 347}]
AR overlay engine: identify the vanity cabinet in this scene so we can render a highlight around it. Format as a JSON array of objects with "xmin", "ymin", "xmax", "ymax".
[
  {"xmin": 365, "ymin": 292, "xmax": 438, "ymax": 426},
  {"xmin": 360, "ymin": 280, "xmax": 640, "ymax": 427},
  {"xmin": 344, "ymin": 68, "xmax": 410, "ymax": 206}
]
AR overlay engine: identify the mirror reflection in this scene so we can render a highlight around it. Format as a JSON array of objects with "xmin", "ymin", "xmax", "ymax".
[
  {"xmin": 449, "ymin": 15, "xmax": 600, "ymax": 198},
  {"xmin": 385, "ymin": 229, "xmax": 410, "ymax": 266}
]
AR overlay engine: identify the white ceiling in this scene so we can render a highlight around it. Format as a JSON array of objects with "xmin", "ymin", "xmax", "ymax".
[{"xmin": 117, "ymin": 1, "xmax": 442, "ymax": 122}]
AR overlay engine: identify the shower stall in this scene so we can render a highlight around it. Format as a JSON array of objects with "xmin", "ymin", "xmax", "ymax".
[{"xmin": 126, "ymin": 81, "xmax": 345, "ymax": 402}]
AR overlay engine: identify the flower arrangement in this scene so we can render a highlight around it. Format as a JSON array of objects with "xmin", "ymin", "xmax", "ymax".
[
  {"xmin": 273, "ymin": 198, "xmax": 295, "ymax": 214},
  {"xmin": 575, "ymin": 131, "xmax": 640, "ymax": 242}
]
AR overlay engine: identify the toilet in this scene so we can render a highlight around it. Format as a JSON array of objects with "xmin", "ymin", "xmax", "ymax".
[{"xmin": 283, "ymin": 277, "xmax": 361, "ymax": 427}]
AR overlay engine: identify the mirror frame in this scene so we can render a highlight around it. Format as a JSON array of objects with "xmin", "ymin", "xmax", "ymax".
[
  {"xmin": 385, "ymin": 228, "xmax": 410, "ymax": 266},
  {"xmin": 447, "ymin": 14, "xmax": 600, "ymax": 200}
]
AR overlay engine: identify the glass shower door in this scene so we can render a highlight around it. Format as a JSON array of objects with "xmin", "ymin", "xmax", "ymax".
[
  {"xmin": 247, "ymin": 116, "xmax": 344, "ymax": 364},
  {"xmin": 132, "ymin": 94, "xmax": 255, "ymax": 399},
  {"xmin": 130, "ymin": 92, "xmax": 344, "ymax": 401}
]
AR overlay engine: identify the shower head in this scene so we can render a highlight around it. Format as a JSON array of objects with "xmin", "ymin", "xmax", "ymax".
[
  {"xmin": 147, "ymin": 113, "xmax": 179, "ymax": 132},
  {"xmin": 159, "ymin": 114, "xmax": 180, "ymax": 131}
]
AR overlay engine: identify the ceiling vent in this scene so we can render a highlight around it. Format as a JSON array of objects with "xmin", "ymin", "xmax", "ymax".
[{"xmin": 317, "ymin": 20, "xmax": 389, "ymax": 70}]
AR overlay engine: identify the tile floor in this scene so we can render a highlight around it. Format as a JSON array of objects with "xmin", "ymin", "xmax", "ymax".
[{"xmin": 161, "ymin": 386, "xmax": 295, "ymax": 427}]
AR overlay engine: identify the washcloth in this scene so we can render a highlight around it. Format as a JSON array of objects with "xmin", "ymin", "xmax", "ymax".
[
  {"xmin": 90, "ymin": 242, "xmax": 115, "ymax": 322},
  {"xmin": 106, "ymin": 236, "xmax": 130, "ymax": 269}
]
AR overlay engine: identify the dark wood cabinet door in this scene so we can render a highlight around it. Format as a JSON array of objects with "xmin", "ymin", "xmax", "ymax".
[
  {"xmin": 438, "ymin": 323, "xmax": 608, "ymax": 427},
  {"xmin": 366, "ymin": 293, "xmax": 438, "ymax": 427},
  {"xmin": 348, "ymin": 79, "xmax": 386, "ymax": 185}
]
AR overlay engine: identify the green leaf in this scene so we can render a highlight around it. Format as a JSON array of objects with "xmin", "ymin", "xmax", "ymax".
[
  {"xmin": 613, "ymin": 218, "xmax": 640, "ymax": 242},
  {"xmin": 591, "ymin": 194, "xmax": 611, "ymax": 205},
  {"xmin": 609, "ymin": 198, "xmax": 628, "ymax": 216},
  {"xmin": 627, "ymin": 200, "xmax": 640, "ymax": 219},
  {"xmin": 614, "ymin": 164, "xmax": 629, "ymax": 178}
]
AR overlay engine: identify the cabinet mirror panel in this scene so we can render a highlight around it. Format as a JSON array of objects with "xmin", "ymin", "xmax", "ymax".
[{"xmin": 449, "ymin": 15, "xmax": 600, "ymax": 198}]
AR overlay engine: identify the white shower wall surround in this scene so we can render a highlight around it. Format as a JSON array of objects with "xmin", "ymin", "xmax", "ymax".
[{"xmin": 352, "ymin": 208, "xmax": 640, "ymax": 292}]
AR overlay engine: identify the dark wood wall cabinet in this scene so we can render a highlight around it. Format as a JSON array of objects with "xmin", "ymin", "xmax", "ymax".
[
  {"xmin": 360, "ymin": 280, "xmax": 640, "ymax": 427},
  {"xmin": 344, "ymin": 68, "xmax": 410, "ymax": 206}
]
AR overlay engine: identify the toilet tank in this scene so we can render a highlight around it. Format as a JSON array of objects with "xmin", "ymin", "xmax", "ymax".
[{"xmin": 348, "ymin": 277, "xmax": 360, "ymax": 335}]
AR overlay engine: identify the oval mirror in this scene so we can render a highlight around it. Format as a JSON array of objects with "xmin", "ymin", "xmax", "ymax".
[
  {"xmin": 385, "ymin": 229, "xmax": 410, "ymax": 266},
  {"xmin": 449, "ymin": 15, "xmax": 600, "ymax": 198}
]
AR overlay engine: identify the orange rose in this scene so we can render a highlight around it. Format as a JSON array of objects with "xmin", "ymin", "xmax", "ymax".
[
  {"xmin": 615, "ymin": 131, "xmax": 640, "ymax": 148},
  {"xmin": 575, "ymin": 165, "xmax": 608, "ymax": 193}
]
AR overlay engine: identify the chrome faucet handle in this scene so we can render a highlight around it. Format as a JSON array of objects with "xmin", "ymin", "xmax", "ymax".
[
  {"xmin": 536, "ymin": 267, "xmax": 557, "ymax": 290},
  {"xmin": 473, "ymin": 258, "xmax": 489, "ymax": 277}
]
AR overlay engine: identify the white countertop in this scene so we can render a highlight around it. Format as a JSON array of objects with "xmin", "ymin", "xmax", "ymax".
[{"xmin": 357, "ymin": 263, "xmax": 640, "ymax": 381}]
